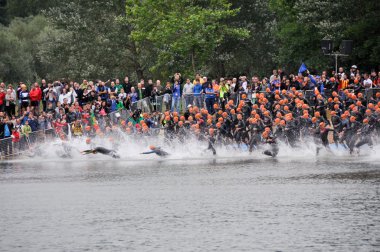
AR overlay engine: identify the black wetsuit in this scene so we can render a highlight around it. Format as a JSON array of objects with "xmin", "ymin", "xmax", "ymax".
[
  {"xmin": 248, "ymin": 124, "xmax": 263, "ymax": 152},
  {"xmin": 206, "ymin": 135, "xmax": 217, "ymax": 155},
  {"xmin": 284, "ymin": 120, "xmax": 297, "ymax": 147},
  {"xmin": 82, "ymin": 147, "xmax": 120, "ymax": 158},
  {"xmin": 262, "ymin": 136, "xmax": 279, "ymax": 157},
  {"xmin": 355, "ymin": 124, "xmax": 374, "ymax": 149},
  {"xmin": 343, "ymin": 121, "xmax": 362, "ymax": 152},
  {"xmin": 142, "ymin": 147, "xmax": 169, "ymax": 157}
]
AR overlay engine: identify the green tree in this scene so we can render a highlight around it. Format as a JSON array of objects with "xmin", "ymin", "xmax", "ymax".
[
  {"xmin": 343, "ymin": 0, "xmax": 380, "ymax": 70},
  {"xmin": 0, "ymin": 0, "xmax": 60, "ymax": 25},
  {"xmin": 125, "ymin": 0, "xmax": 249, "ymax": 78},
  {"xmin": 270, "ymin": 0, "xmax": 380, "ymax": 73},
  {"xmin": 0, "ymin": 15, "xmax": 55, "ymax": 82},
  {"xmin": 43, "ymin": 0, "xmax": 152, "ymax": 81},
  {"xmin": 208, "ymin": 0, "xmax": 278, "ymax": 77}
]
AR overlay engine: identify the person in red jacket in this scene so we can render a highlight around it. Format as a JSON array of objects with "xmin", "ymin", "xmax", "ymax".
[
  {"xmin": 29, "ymin": 82, "xmax": 42, "ymax": 113},
  {"xmin": 0, "ymin": 88, "xmax": 5, "ymax": 112},
  {"xmin": 11, "ymin": 127, "xmax": 20, "ymax": 154}
]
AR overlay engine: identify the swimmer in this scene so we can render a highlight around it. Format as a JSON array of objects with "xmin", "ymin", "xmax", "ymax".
[
  {"xmin": 141, "ymin": 145, "xmax": 169, "ymax": 157},
  {"xmin": 261, "ymin": 131, "xmax": 279, "ymax": 157},
  {"xmin": 206, "ymin": 128, "xmax": 217, "ymax": 155},
  {"xmin": 81, "ymin": 146, "xmax": 120, "ymax": 158}
]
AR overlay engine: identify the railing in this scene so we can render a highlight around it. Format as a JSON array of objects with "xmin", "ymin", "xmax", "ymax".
[
  {"xmin": 108, "ymin": 109, "xmax": 130, "ymax": 125},
  {"xmin": 0, "ymin": 128, "xmax": 55, "ymax": 159},
  {"xmin": 125, "ymin": 87, "xmax": 371, "ymax": 114}
]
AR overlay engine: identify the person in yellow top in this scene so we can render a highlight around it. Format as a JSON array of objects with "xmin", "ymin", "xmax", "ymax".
[
  {"xmin": 219, "ymin": 80, "xmax": 230, "ymax": 110},
  {"xmin": 72, "ymin": 120, "xmax": 83, "ymax": 137},
  {"xmin": 193, "ymin": 73, "xmax": 205, "ymax": 85},
  {"xmin": 21, "ymin": 120, "xmax": 32, "ymax": 136}
]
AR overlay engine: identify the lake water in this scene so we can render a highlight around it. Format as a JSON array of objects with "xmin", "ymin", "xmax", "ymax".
[{"xmin": 0, "ymin": 156, "xmax": 379, "ymax": 251}]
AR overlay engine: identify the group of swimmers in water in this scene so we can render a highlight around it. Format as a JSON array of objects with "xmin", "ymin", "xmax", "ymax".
[
  {"xmin": 48, "ymin": 88, "xmax": 379, "ymax": 160},
  {"xmin": 19, "ymin": 86, "xmax": 379, "ymax": 160}
]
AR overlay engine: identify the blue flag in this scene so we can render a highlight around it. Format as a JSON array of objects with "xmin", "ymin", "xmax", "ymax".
[{"xmin": 298, "ymin": 63, "xmax": 308, "ymax": 73}]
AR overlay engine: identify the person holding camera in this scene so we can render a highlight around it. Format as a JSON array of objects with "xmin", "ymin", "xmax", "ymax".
[{"xmin": 45, "ymin": 84, "xmax": 58, "ymax": 109}]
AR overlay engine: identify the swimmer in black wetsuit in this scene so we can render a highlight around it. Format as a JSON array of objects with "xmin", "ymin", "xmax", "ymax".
[
  {"xmin": 81, "ymin": 146, "xmax": 120, "ymax": 158},
  {"xmin": 141, "ymin": 146, "xmax": 169, "ymax": 157},
  {"xmin": 205, "ymin": 128, "xmax": 217, "ymax": 155},
  {"xmin": 354, "ymin": 118, "xmax": 374, "ymax": 152},
  {"xmin": 261, "ymin": 131, "xmax": 279, "ymax": 157}
]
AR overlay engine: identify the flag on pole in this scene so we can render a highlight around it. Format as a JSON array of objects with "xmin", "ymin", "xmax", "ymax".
[{"xmin": 298, "ymin": 63, "xmax": 308, "ymax": 73}]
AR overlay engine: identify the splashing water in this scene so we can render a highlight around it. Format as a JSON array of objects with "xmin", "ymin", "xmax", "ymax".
[{"xmin": 9, "ymin": 132, "xmax": 380, "ymax": 166}]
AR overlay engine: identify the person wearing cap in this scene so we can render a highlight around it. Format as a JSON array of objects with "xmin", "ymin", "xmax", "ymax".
[
  {"xmin": 350, "ymin": 65, "xmax": 358, "ymax": 77},
  {"xmin": 81, "ymin": 146, "xmax": 120, "ymax": 158},
  {"xmin": 141, "ymin": 145, "xmax": 169, "ymax": 157},
  {"xmin": 354, "ymin": 118, "xmax": 374, "ymax": 152},
  {"xmin": 205, "ymin": 128, "xmax": 217, "ymax": 155},
  {"xmin": 261, "ymin": 130, "xmax": 279, "ymax": 157}
]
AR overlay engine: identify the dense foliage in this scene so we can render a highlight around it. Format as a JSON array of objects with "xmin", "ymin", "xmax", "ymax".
[{"xmin": 0, "ymin": 0, "xmax": 378, "ymax": 82}]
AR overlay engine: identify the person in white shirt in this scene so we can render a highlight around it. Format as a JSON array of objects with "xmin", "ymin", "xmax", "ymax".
[
  {"xmin": 270, "ymin": 69, "xmax": 278, "ymax": 83},
  {"xmin": 118, "ymin": 88, "xmax": 127, "ymax": 100},
  {"xmin": 182, "ymin": 78, "xmax": 194, "ymax": 108},
  {"xmin": 240, "ymin": 76, "xmax": 248, "ymax": 93},
  {"xmin": 363, "ymin": 73, "xmax": 373, "ymax": 89},
  {"xmin": 58, "ymin": 88, "xmax": 76, "ymax": 104}
]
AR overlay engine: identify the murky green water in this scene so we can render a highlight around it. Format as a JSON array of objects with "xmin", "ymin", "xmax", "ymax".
[{"xmin": 1, "ymin": 158, "xmax": 379, "ymax": 251}]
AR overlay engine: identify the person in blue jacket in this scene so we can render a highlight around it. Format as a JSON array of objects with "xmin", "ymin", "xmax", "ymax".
[
  {"xmin": 171, "ymin": 81, "xmax": 181, "ymax": 112},
  {"xmin": 204, "ymin": 83, "xmax": 215, "ymax": 114}
]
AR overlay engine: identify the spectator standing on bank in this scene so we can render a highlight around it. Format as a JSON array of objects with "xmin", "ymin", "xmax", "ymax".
[
  {"xmin": 5, "ymin": 88, "xmax": 16, "ymax": 117},
  {"xmin": 182, "ymin": 78, "xmax": 194, "ymax": 108},
  {"xmin": 171, "ymin": 81, "xmax": 181, "ymax": 113},
  {"xmin": 29, "ymin": 82, "xmax": 42, "ymax": 114},
  {"xmin": 193, "ymin": 79, "xmax": 203, "ymax": 109},
  {"xmin": 205, "ymin": 83, "xmax": 215, "ymax": 114},
  {"xmin": 0, "ymin": 88, "xmax": 5, "ymax": 112}
]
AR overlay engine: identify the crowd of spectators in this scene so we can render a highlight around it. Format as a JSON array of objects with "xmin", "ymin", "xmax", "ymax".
[{"xmin": 0, "ymin": 64, "xmax": 379, "ymax": 157}]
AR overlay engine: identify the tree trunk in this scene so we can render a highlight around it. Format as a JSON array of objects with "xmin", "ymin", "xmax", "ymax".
[
  {"xmin": 220, "ymin": 62, "xmax": 226, "ymax": 77},
  {"xmin": 128, "ymin": 41, "xmax": 145, "ymax": 81},
  {"xmin": 191, "ymin": 48, "xmax": 196, "ymax": 74},
  {"xmin": 136, "ymin": 68, "xmax": 144, "ymax": 81}
]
